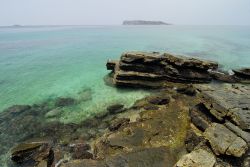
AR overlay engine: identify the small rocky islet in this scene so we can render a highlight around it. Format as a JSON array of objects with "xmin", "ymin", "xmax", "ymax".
[{"xmin": 1, "ymin": 51, "xmax": 250, "ymax": 167}]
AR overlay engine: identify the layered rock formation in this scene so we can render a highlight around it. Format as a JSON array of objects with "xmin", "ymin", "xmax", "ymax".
[
  {"xmin": 180, "ymin": 83, "xmax": 250, "ymax": 167},
  {"xmin": 105, "ymin": 52, "xmax": 250, "ymax": 167},
  {"xmin": 106, "ymin": 52, "xmax": 250, "ymax": 88},
  {"xmin": 106, "ymin": 52, "xmax": 219, "ymax": 88}
]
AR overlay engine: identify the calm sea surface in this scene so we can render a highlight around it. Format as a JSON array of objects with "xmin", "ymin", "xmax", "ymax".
[{"xmin": 0, "ymin": 25, "xmax": 250, "ymax": 122}]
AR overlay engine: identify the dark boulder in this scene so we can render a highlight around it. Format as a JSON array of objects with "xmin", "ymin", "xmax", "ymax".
[
  {"xmin": 185, "ymin": 130, "xmax": 205, "ymax": 152},
  {"xmin": 233, "ymin": 68, "xmax": 250, "ymax": 79},
  {"xmin": 11, "ymin": 140, "xmax": 52, "ymax": 165},
  {"xmin": 177, "ymin": 85, "xmax": 196, "ymax": 96},
  {"xmin": 106, "ymin": 60, "xmax": 117, "ymax": 71},
  {"xmin": 148, "ymin": 95, "xmax": 170, "ymax": 105},
  {"xmin": 69, "ymin": 141, "xmax": 93, "ymax": 160},
  {"xmin": 109, "ymin": 118, "xmax": 130, "ymax": 131},
  {"xmin": 143, "ymin": 104, "xmax": 159, "ymax": 110}
]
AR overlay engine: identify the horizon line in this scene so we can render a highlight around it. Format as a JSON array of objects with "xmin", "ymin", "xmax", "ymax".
[{"xmin": 1, "ymin": 24, "xmax": 250, "ymax": 27}]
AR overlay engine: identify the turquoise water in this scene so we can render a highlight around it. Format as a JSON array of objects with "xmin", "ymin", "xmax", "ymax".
[{"xmin": 1, "ymin": 25, "xmax": 250, "ymax": 122}]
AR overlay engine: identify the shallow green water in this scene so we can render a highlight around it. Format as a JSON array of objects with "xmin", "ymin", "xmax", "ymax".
[{"xmin": 0, "ymin": 25, "xmax": 250, "ymax": 122}]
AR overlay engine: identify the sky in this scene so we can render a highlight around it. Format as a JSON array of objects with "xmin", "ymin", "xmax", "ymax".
[{"xmin": 0, "ymin": 0, "xmax": 250, "ymax": 26}]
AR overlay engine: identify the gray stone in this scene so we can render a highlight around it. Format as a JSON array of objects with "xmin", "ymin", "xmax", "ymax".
[
  {"xmin": 204, "ymin": 123, "xmax": 248, "ymax": 157},
  {"xmin": 224, "ymin": 121, "xmax": 250, "ymax": 144},
  {"xmin": 175, "ymin": 148, "xmax": 216, "ymax": 167},
  {"xmin": 197, "ymin": 83, "xmax": 250, "ymax": 130}
]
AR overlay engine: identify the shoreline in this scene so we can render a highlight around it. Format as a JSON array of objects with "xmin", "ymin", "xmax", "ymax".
[{"xmin": 1, "ymin": 51, "xmax": 250, "ymax": 167}]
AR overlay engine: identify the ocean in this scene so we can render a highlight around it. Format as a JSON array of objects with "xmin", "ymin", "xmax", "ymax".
[
  {"xmin": 1, "ymin": 25, "xmax": 250, "ymax": 122},
  {"xmin": 1, "ymin": 25, "xmax": 250, "ymax": 166}
]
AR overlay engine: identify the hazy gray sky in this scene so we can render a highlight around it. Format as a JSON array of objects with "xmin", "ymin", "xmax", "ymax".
[{"xmin": 1, "ymin": 0, "xmax": 250, "ymax": 26}]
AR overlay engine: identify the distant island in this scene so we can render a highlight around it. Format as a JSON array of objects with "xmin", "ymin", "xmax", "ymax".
[{"xmin": 123, "ymin": 20, "xmax": 170, "ymax": 25}]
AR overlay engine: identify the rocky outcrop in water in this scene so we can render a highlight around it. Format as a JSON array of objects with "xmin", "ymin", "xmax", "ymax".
[
  {"xmin": 106, "ymin": 52, "xmax": 250, "ymax": 88},
  {"xmin": 123, "ymin": 20, "xmax": 170, "ymax": 25},
  {"xmin": 106, "ymin": 52, "xmax": 219, "ymax": 88}
]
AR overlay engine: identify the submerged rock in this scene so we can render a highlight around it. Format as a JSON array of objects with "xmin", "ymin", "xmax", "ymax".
[
  {"xmin": 4, "ymin": 105, "xmax": 31, "ymax": 115},
  {"xmin": 45, "ymin": 108, "xmax": 61, "ymax": 118},
  {"xmin": 78, "ymin": 88, "xmax": 93, "ymax": 102},
  {"xmin": 107, "ymin": 104, "xmax": 124, "ymax": 114},
  {"xmin": 55, "ymin": 97, "xmax": 76, "ymax": 107}
]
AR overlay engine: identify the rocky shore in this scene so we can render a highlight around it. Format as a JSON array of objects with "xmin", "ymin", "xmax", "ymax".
[{"xmin": 1, "ymin": 51, "xmax": 250, "ymax": 167}]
